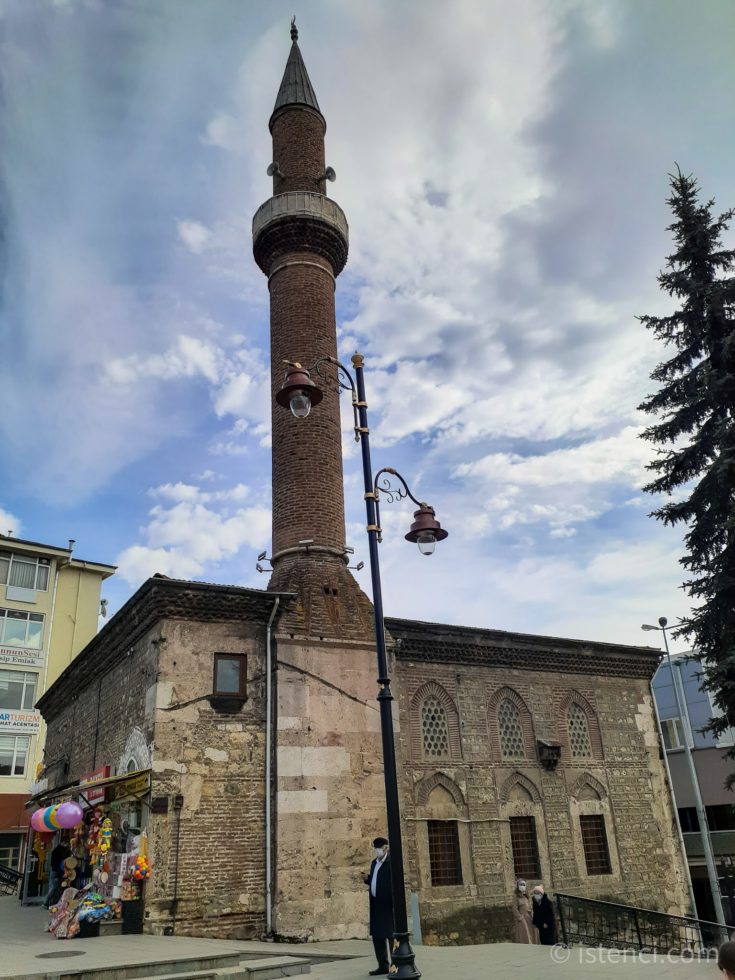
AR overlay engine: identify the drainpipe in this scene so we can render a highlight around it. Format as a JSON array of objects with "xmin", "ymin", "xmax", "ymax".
[{"xmin": 265, "ymin": 597, "xmax": 280, "ymax": 936}]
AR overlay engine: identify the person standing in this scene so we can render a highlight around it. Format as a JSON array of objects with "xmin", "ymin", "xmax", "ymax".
[
  {"xmin": 531, "ymin": 884, "xmax": 557, "ymax": 944},
  {"xmin": 43, "ymin": 840, "xmax": 70, "ymax": 909},
  {"xmin": 512, "ymin": 878, "xmax": 539, "ymax": 944},
  {"xmin": 364, "ymin": 837, "xmax": 394, "ymax": 976}
]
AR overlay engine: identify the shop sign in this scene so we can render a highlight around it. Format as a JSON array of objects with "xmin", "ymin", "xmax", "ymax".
[
  {"xmin": 110, "ymin": 771, "xmax": 150, "ymax": 801},
  {"xmin": 0, "ymin": 709, "xmax": 41, "ymax": 733},
  {"xmin": 0, "ymin": 645, "xmax": 44, "ymax": 668},
  {"xmin": 83, "ymin": 765, "xmax": 111, "ymax": 805}
]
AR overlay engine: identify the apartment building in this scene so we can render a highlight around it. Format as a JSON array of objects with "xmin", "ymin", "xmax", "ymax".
[
  {"xmin": 0, "ymin": 533, "xmax": 115, "ymax": 874},
  {"xmin": 652, "ymin": 650, "xmax": 735, "ymax": 922}
]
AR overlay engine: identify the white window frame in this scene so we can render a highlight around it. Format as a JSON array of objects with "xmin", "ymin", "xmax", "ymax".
[
  {"xmin": 661, "ymin": 717, "xmax": 686, "ymax": 750},
  {"xmin": 0, "ymin": 608, "xmax": 45, "ymax": 649},
  {"xmin": 0, "ymin": 669, "xmax": 38, "ymax": 711},
  {"xmin": 0, "ymin": 552, "xmax": 51, "ymax": 592},
  {"xmin": 0, "ymin": 841, "xmax": 21, "ymax": 869},
  {"xmin": 0, "ymin": 735, "xmax": 31, "ymax": 777}
]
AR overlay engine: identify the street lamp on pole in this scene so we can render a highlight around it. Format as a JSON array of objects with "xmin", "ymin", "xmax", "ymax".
[
  {"xmin": 642, "ymin": 617, "xmax": 727, "ymax": 929},
  {"xmin": 277, "ymin": 351, "xmax": 447, "ymax": 979}
]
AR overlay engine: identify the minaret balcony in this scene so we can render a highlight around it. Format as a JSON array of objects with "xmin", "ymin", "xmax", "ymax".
[{"xmin": 252, "ymin": 191, "xmax": 349, "ymax": 277}]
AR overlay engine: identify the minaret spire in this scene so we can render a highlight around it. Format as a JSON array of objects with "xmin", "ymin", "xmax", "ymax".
[
  {"xmin": 253, "ymin": 24, "xmax": 362, "ymax": 635},
  {"xmin": 270, "ymin": 19, "xmax": 323, "ymax": 133}
]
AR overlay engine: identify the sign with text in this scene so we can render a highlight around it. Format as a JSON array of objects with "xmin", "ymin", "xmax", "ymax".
[
  {"xmin": 0, "ymin": 646, "xmax": 44, "ymax": 669},
  {"xmin": 110, "ymin": 771, "xmax": 150, "ymax": 801},
  {"xmin": 0, "ymin": 709, "xmax": 41, "ymax": 733},
  {"xmin": 83, "ymin": 765, "xmax": 111, "ymax": 805}
]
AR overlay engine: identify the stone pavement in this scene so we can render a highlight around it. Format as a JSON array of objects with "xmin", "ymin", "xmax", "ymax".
[{"xmin": 0, "ymin": 899, "xmax": 719, "ymax": 979}]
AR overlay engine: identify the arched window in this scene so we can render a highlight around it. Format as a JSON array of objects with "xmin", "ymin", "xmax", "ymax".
[
  {"xmin": 410, "ymin": 682, "xmax": 461, "ymax": 760},
  {"xmin": 568, "ymin": 702, "xmax": 593, "ymax": 759},
  {"xmin": 498, "ymin": 699, "xmax": 526, "ymax": 759},
  {"xmin": 559, "ymin": 692, "xmax": 603, "ymax": 761},
  {"xmin": 421, "ymin": 697, "xmax": 450, "ymax": 758}
]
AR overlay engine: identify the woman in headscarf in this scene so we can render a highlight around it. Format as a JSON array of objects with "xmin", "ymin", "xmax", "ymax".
[
  {"xmin": 531, "ymin": 884, "xmax": 558, "ymax": 945},
  {"xmin": 512, "ymin": 878, "xmax": 539, "ymax": 944}
]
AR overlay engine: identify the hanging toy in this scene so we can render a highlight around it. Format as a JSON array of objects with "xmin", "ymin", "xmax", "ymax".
[
  {"xmin": 132, "ymin": 855, "xmax": 151, "ymax": 881},
  {"xmin": 132, "ymin": 829, "xmax": 151, "ymax": 880},
  {"xmin": 87, "ymin": 809, "xmax": 103, "ymax": 862},
  {"xmin": 99, "ymin": 817, "xmax": 113, "ymax": 855}
]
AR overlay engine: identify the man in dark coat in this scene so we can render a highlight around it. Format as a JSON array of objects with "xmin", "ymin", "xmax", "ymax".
[
  {"xmin": 43, "ymin": 841, "xmax": 70, "ymax": 909},
  {"xmin": 363, "ymin": 836, "xmax": 394, "ymax": 975},
  {"xmin": 531, "ymin": 884, "xmax": 558, "ymax": 944}
]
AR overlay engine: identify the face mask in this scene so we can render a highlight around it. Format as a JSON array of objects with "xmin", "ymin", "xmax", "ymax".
[
  {"xmin": 518, "ymin": 884, "xmax": 526, "ymax": 893},
  {"xmin": 533, "ymin": 894, "xmax": 542, "ymax": 903}
]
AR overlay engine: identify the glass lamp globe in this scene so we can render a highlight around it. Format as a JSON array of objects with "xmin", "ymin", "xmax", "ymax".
[
  {"xmin": 416, "ymin": 531, "xmax": 436, "ymax": 556},
  {"xmin": 289, "ymin": 390, "xmax": 312, "ymax": 419}
]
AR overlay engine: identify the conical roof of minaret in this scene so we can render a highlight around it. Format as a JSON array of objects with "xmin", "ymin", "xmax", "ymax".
[{"xmin": 269, "ymin": 19, "xmax": 323, "ymax": 131}]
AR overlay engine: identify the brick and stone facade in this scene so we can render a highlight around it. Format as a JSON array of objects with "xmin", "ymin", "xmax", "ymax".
[
  {"xmin": 35, "ymin": 24, "xmax": 690, "ymax": 948},
  {"xmin": 38, "ymin": 576, "xmax": 286, "ymax": 938},
  {"xmin": 388, "ymin": 618, "xmax": 690, "ymax": 944}
]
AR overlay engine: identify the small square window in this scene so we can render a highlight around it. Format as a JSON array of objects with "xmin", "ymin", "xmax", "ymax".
[{"xmin": 213, "ymin": 654, "xmax": 247, "ymax": 698}]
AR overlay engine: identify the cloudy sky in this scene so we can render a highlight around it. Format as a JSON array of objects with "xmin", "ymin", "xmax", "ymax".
[{"xmin": 1, "ymin": 0, "xmax": 733, "ymax": 648}]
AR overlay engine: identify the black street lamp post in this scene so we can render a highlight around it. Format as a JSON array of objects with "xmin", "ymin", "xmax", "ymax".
[{"xmin": 276, "ymin": 351, "xmax": 448, "ymax": 980}]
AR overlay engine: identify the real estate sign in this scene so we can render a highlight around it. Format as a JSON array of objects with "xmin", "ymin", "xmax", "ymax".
[{"xmin": 0, "ymin": 645, "xmax": 44, "ymax": 669}]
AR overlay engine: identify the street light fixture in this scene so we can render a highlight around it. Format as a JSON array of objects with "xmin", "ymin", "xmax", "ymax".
[
  {"xmin": 275, "ymin": 361, "xmax": 323, "ymax": 419},
  {"xmin": 642, "ymin": 617, "xmax": 727, "ymax": 931},
  {"xmin": 277, "ymin": 350, "xmax": 447, "ymax": 979}
]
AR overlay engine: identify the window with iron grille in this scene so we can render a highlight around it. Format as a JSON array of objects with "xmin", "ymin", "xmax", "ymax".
[
  {"xmin": 498, "ymin": 699, "xmax": 526, "ymax": 758},
  {"xmin": 421, "ymin": 697, "xmax": 450, "ymax": 757},
  {"xmin": 427, "ymin": 821, "xmax": 462, "ymax": 886},
  {"xmin": 509, "ymin": 816, "xmax": 541, "ymax": 878},
  {"xmin": 568, "ymin": 702, "xmax": 593, "ymax": 758},
  {"xmin": 579, "ymin": 814, "xmax": 612, "ymax": 875}
]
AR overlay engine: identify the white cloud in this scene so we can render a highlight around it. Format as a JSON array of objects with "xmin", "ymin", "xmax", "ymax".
[
  {"xmin": 0, "ymin": 507, "xmax": 22, "ymax": 538},
  {"xmin": 201, "ymin": 112, "xmax": 239, "ymax": 150},
  {"xmin": 116, "ymin": 484, "xmax": 271, "ymax": 587},
  {"xmin": 106, "ymin": 335, "xmax": 222, "ymax": 386},
  {"xmin": 450, "ymin": 426, "xmax": 650, "ymax": 534},
  {"xmin": 177, "ymin": 219, "xmax": 212, "ymax": 254}
]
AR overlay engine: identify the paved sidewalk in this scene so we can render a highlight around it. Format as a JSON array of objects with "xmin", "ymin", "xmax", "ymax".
[
  {"xmin": 307, "ymin": 941, "xmax": 719, "ymax": 979},
  {"xmin": 0, "ymin": 898, "xmax": 719, "ymax": 979}
]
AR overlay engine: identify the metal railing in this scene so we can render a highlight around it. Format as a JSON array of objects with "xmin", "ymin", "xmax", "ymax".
[
  {"xmin": 555, "ymin": 892, "xmax": 734, "ymax": 954},
  {"xmin": 0, "ymin": 863, "xmax": 22, "ymax": 897}
]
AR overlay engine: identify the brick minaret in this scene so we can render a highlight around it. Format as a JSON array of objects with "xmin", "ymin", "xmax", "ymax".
[
  {"xmin": 253, "ymin": 20, "xmax": 372, "ymax": 640},
  {"xmin": 251, "ymin": 24, "xmax": 393, "ymax": 941}
]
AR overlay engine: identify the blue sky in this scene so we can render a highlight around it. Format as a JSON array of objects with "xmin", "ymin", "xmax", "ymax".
[{"xmin": 1, "ymin": 0, "xmax": 734, "ymax": 647}]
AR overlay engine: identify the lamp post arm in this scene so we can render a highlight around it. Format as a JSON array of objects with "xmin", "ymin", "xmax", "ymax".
[
  {"xmin": 312, "ymin": 356, "xmax": 362, "ymax": 442},
  {"xmin": 351, "ymin": 352, "xmax": 421, "ymax": 979}
]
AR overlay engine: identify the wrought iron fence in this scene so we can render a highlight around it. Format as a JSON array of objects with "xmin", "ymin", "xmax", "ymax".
[
  {"xmin": 0, "ymin": 863, "xmax": 22, "ymax": 897},
  {"xmin": 555, "ymin": 892, "xmax": 733, "ymax": 954}
]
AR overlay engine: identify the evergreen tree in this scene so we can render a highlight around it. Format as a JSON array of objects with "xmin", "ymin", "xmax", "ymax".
[{"xmin": 639, "ymin": 167, "xmax": 735, "ymax": 756}]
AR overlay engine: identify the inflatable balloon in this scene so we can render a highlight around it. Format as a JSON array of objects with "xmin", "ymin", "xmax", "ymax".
[
  {"xmin": 43, "ymin": 805, "xmax": 61, "ymax": 830},
  {"xmin": 30, "ymin": 809, "xmax": 46, "ymax": 832},
  {"xmin": 55, "ymin": 801, "xmax": 84, "ymax": 829},
  {"xmin": 31, "ymin": 800, "xmax": 85, "ymax": 833}
]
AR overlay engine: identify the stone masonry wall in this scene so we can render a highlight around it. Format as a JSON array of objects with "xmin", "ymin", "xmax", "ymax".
[
  {"xmin": 145, "ymin": 616, "xmax": 269, "ymax": 939},
  {"xmin": 395, "ymin": 658, "xmax": 690, "ymax": 946},
  {"xmin": 273, "ymin": 633, "xmax": 390, "ymax": 941}
]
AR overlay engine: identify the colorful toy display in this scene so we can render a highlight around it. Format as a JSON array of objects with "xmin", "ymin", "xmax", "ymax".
[
  {"xmin": 30, "ymin": 801, "xmax": 84, "ymax": 832},
  {"xmin": 132, "ymin": 855, "xmax": 151, "ymax": 880}
]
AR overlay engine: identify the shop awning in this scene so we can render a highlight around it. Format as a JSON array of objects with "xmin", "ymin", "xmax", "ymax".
[{"xmin": 28, "ymin": 769, "xmax": 151, "ymax": 808}]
